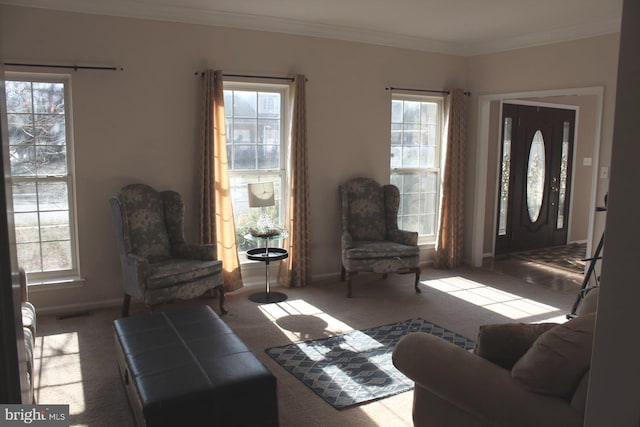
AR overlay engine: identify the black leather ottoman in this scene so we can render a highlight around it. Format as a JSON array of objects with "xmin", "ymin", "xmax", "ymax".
[{"xmin": 114, "ymin": 305, "xmax": 278, "ymax": 427}]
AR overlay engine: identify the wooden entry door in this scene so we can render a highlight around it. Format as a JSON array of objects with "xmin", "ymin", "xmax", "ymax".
[{"xmin": 496, "ymin": 104, "xmax": 576, "ymax": 254}]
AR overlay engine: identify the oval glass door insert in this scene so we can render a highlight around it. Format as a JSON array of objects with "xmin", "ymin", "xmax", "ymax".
[{"xmin": 527, "ymin": 130, "xmax": 545, "ymax": 222}]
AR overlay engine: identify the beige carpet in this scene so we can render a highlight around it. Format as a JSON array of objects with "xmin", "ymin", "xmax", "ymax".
[{"xmin": 32, "ymin": 265, "xmax": 579, "ymax": 427}]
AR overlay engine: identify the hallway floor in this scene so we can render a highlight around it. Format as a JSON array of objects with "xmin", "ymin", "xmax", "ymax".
[{"xmin": 482, "ymin": 254, "xmax": 584, "ymax": 293}]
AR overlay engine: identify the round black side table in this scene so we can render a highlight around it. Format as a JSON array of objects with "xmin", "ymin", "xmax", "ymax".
[{"xmin": 246, "ymin": 247, "xmax": 289, "ymax": 303}]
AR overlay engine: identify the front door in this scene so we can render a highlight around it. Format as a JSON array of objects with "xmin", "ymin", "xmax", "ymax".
[{"xmin": 496, "ymin": 103, "xmax": 576, "ymax": 254}]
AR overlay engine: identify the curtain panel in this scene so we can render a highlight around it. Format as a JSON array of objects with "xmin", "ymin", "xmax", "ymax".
[
  {"xmin": 199, "ymin": 69, "xmax": 243, "ymax": 290},
  {"xmin": 278, "ymin": 75, "xmax": 311, "ymax": 288},
  {"xmin": 434, "ymin": 89, "xmax": 467, "ymax": 269}
]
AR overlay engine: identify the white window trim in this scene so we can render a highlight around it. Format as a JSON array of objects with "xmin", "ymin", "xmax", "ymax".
[
  {"xmin": 390, "ymin": 93, "xmax": 444, "ymax": 246},
  {"xmin": 5, "ymin": 72, "xmax": 82, "ymax": 284}
]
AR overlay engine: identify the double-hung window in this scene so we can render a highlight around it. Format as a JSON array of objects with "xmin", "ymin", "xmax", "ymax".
[
  {"xmin": 223, "ymin": 82, "xmax": 288, "ymax": 252},
  {"xmin": 390, "ymin": 95, "xmax": 443, "ymax": 244},
  {"xmin": 4, "ymin": 74, "xmax": 80, "ymax": 282}
]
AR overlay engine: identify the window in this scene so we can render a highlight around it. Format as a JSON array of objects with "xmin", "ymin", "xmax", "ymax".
[
  {"xmin": 224, "ymin": 83, "xmax": 288, "ymax": 252},
  {"xmin": 498, "ymin": 117, "xmax": 512, "ymax": 236},
  {"xmin": 4, "ymin": 74, "xmax": 80, "ymax": 282},
  {"xmin": 390, "ymin": 95, "xmax": 443, "ymax": 244}
]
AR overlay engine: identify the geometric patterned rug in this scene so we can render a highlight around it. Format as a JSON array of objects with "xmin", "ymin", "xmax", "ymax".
[
  {"xmin": 265, "ymin": 318, "xmax": 475, "ymax": 409},
  {"xmin": 512, "ymin": 243, "xmax": 587, "ymax": 274}
]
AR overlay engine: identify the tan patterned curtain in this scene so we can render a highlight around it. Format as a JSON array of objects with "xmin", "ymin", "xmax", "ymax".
[
  {"xmin": 200, "ymin": 69, "xmax": 243, "ymax": 290},
  {"xmin": 278, "ymin": 75, "xmax": 311, "ymax": 287},
  {"xmin": 434, "ymin": 89, "xmax": 467, "ymax": 269}
]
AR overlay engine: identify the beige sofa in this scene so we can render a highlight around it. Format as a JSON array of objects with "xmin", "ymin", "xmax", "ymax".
[{"xmin": 393, "ymin": 289, "xmax": 598, "ymax": 427}]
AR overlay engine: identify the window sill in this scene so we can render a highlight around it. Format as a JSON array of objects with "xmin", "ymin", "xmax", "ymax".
[{"xmin": 27, "ymin": 277, "xmax": 85, "ymax": 292}]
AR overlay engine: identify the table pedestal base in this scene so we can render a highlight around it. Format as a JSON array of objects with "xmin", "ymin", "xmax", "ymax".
[
  {"xmin": 248, "ymin": 291, "xmax": 288, "ymax": 304},
  {"xmin": 246, "ymin": 247, "xmax": 289, "ymax": 305}
]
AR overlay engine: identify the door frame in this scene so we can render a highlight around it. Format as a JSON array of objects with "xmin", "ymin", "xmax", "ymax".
[{"xmin": 470, "ymin": 86, "xmax": 604, "ymax": 267}]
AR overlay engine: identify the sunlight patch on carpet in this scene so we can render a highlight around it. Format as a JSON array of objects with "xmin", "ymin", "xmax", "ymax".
[
  {"xmin": 258, "ymin": 299, "xmax": 355, "ymax": 342},
  {"xmin": 423, "ymin": 276, "xmax": 561, "ymax": 321},
  {"xmin": 35, "ymin": 332, "xmax": 85, "ymax": 414}
]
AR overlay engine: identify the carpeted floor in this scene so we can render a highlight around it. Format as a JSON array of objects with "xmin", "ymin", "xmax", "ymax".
[{"xmin": 32, "ymin": 264, "xmax": 580, "ymax": 427}]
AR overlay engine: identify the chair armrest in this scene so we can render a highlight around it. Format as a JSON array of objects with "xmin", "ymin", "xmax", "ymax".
[
  {"xmin": 389, "ymin": 229, "xmax": 418, "ymax": 246},
  {"xmin": 393, "ymin": 333, "xmax": 582, "ymax": 427},
  {"xmin": 121, "ymin": 254, "xmax": 151, "ymax": 298},
  {"xmin": 172, "ymin": 243, "xmax": 217, "ymax": 260},
  {"xmin": 341, "ymin": 232, "xmax": 353, "ymax": 249}
]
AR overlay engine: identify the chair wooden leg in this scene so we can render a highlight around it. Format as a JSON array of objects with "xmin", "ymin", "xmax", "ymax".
[
  {"xmin": 346, "ymin": 272, "xmax": 353, "ymax": 298},
  {"xmin": 217, "ymin": 285, "xmax": 227, "ymax": 315},
  {"xmin": 340, "ymin": 266, "xmax": 346, "ymax": 281},
  {"xmin": 382, "ymin": 273, "xmax": 388, "ymax": 280},
  {"xmin": 121, "ymin": 294, "xmax": 131, "ymax": 317},
  {"xmin": 413, "ymin": 268, "xmax": 421, "ymax": 293}
]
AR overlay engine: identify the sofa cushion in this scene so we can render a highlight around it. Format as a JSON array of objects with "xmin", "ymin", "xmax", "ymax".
[
  {"xmin": 570, "ymin": 371, "xmax": 590, "ymax": 414},
  {"xmin": 511, "ymin": 313, "xmax": 595, "ymax": 399},
  {"xmin": 474, "ymin": 322, "xmax": 557, "ymax": 370},
  {"xmin": 344, "ymin": 240, "xmax": 419, "ymax": 259}
]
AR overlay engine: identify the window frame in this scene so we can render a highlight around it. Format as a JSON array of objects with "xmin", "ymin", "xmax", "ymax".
[
  {"xmin": 390, "ymin": 93, "xmax": 444, "ymax": 245},
  {"xmin": 4, "ymin": 72, "xmax": 81, "ymax": 284},
  {"xmin": 223, "ymin": 81, "xmax": 289, "ymax": 255}
]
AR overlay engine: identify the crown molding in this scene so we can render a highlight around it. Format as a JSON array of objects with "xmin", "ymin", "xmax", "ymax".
[
  {"xmin": 467, "ymin": 18, "xmax": 621, "ymax": 56},
  {"xmin": 0, "ymin": 0, "xmax": 621, "ymax": 57}
]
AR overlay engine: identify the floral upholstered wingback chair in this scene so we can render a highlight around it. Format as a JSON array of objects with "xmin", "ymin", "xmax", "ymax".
[
  {"xmin": 110, "ymin": 184, "xmax": 225, "ymax": 316},
  {"xmin": 340, "ymin": 177, "xmax": 421, "ymax": 297}
]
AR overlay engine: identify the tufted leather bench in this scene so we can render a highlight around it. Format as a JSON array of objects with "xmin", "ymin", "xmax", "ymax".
[{"xmin": 114, "ymin": 305, "xmax": 278, "ymax": 427}]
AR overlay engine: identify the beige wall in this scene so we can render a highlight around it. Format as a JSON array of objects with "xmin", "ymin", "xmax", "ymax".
[{"xmin": 0, "ymin": 5, "xmax": 468, "ymax": 311}]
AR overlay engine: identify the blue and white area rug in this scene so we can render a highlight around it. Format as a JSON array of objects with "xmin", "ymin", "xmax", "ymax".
[{"xmin": 265, "ymin": 318, "xmax": 475, "ymax": 409}]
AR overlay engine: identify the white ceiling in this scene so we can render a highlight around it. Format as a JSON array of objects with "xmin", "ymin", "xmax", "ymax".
[{"xmin": 2, "ymin": 0, "xmax": 624, "ymax": 56}]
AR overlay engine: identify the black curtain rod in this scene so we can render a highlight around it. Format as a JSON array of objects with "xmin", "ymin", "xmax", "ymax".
[
  {"xmin": 386, "ymin": 86, "xmax": 471, "ymax": 96},
  {"xmin": 195, "ymin": 71, "xmax": 295, "ymax": 82},
  {"xmin": 5, "ymin": 62, "xmax": 123, "ymax": 71}
]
